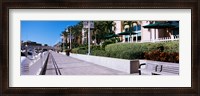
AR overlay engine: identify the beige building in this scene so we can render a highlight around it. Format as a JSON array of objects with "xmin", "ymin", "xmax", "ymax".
[
  {"xmin": 141, "ymin": 21, "xmax": 179, "ymax": 42},
  {"xmin": 81, "ymin": 21, "xmax": 179, "ymax": 45},
  {"xmin": 115, "ymin": 21, "xmax": 179, "ymax": 43}
]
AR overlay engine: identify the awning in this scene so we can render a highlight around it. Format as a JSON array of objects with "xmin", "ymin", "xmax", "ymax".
[
  {"xmin": 118, "ymin": 31, "xmax": 137, "ymax": 35},
  {"xmin": 105, "ymin": 34, "xmax": 119, "ymax": 39},
  {"xmin": 143, "ymin": 22, "xmax": 176, "ymax": 29}
]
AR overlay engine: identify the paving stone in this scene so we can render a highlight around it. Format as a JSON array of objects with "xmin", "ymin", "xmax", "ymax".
[{"xmin": 46, "ymin": 51, "xmax": 129, "ymax": 75}]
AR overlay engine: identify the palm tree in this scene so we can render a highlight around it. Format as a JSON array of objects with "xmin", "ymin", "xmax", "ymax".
[
  {"xmin": 70, "ymin": 22, "xmax": 83, "ymax": 47},
  {"xmin": 92, "ymin": 21, "xmax": 105, "ymax": 44},
  {"xmin": 123, "ymin": 21, "xmax": 138, "ymax": 42},
  {"xmin": 92, "ymin": 21, "xmax": 116, "ymax": 44},
  {"xmin": 60, "ymin": 30, "xmax": 68, "ymax": 51},
  {"xmin": 103, "ymin": 21, "xmax": 116, "ymax": 34}
]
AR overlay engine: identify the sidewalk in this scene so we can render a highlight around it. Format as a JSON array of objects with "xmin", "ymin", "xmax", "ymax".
[{"xmin": 47, "ymin": 51, "xmax": 128, "ymax": 75}]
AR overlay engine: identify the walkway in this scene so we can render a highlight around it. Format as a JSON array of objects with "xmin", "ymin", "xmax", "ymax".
[{"xmin": 45, "ymin": 51, "xmax": 128, "ymax": 75}]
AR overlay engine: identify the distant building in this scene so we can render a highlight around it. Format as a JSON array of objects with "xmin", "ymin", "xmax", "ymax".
[
  {"xmin": 21, "ymin": 40, "xmax": 53, "ymax": 51},
  {"xmin": 53, "ymin": 42, "xmax": 62, "ymax": 52}
]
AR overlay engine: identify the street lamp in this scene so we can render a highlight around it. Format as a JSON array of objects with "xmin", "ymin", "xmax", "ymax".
[
  {"xmin": 60, "ymin": 34, "xmax": 65, "ymax": 52},
  {"xmin": 25, "ymin": 43, "xmax": 28, "ymax": 57},
  {"xmin": 83, "ymin": 21, "xmax": 94, "ymax": 55},
  {"xmin": 65, "ymin": 27, "xmax": 72, "ymax": 49}
]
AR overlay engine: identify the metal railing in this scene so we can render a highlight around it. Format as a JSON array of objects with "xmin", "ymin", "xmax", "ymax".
[{"xmin": 141, "ymin": 36, "xmax": 179, "ymax": 43}]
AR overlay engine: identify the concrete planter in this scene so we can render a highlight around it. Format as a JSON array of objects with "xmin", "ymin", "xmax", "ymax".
[{"xmin": 70, "ymin": 53, "xmax": 140, "ymax": 74}]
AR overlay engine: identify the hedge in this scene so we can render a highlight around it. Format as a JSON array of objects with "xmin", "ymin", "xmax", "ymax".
[
  {"xmin": 71, "ymin": 41, "xmax": 179, "ymax": 62},
  {"xmin": 105, "ymin": 41, "xmax": 179, "ymax": 62}
]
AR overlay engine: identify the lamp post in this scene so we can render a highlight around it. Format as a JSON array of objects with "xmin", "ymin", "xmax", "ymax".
[
  {"xmin": 83, "ymin": 21, "xmax": 94, "ymax": 55},
  {"xmin": 61, "ymin": 35, "xmax": 64, "ymax": 52},
  {"xmin": 66, "ymin": 27, "xmax": 72, "ymax": 49},
  {"xmin": 88, "ymin": 21, "xmax": 91, "ymax": 55},
  {"xmin": 69, "ymin": 28, "xmax": 72, "ymax": 49},
  {"xmin": 25, "ymin": 44, "xmax": 28, "ymax": 57}
]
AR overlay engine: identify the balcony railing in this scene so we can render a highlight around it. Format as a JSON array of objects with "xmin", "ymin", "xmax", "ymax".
[{"xmin": 141, "ymin": 35, "xmax": 179, "ymax": 43}]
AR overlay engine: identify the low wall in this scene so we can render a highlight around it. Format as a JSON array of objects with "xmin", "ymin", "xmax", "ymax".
[
  {"xmin": 70, "ymin": 53, "xmax": 139, "ymax": 74},
  {"xmin": 21, "ymin": 51, "xmax": 49, "ymax": 75}
]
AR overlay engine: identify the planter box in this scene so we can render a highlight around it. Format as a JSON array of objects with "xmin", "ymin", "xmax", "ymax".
[{"xmin": 70, "ymin": 53, "xmax": 140, "ymax": 74}]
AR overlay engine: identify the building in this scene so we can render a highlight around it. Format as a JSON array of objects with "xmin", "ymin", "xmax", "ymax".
[
  {"xmin": 21, "ymin": 40, "xmax": 53, "ymax": 52},
  {"xmin": 80, "ymin": 21, "xmax": 179, "ymax": 45},
  {"xmin": 141, "ymin": 21, "xmax": 179, "ymax": 42},
  {"xmin": 116, "ymin": 21, "xmax": 179, "ymax": 43},
  {"xmin": 53, "ymin": 42, "xmax": 62, "ymax": 52}
]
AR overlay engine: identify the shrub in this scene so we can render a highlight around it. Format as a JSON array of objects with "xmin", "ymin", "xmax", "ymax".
[
  {"xmin": 91, "ymin": 50, "xmax": 108, "ymax": 57},
  {"xmin": 144, "ymin": 50, "xmax": 179, "ymax": 63},
  {"xmin": 105, "ymin": 43, "xmax": 145, "ymax": 59},
  {"xmin": 78, "ymin": 50, "xmax": 88, "ymax": 54},
  {"xmin": 102, "ymin": 39, "xmax": 116, "ymax": 48},
  {"xmin": 105, "ymin": 41, "xmax": 179, "ymax": 62},
  {"xmin": 71, "ymin": 48, "xmax": 79, "ymax": 53},
  {"xmin": 72, "ymin": 41, "xmax": 179, "ymax": 63},
  {"xmin": 71, "ymin": 47, "xmax": 87, "ymax": 54},
  {"xmin": 91, "ymin": 45, "xmax": 101, "ymax": 50}
]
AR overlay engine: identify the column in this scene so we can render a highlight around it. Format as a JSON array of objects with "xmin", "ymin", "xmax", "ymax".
[{"xmin": 151, "ymin": 29, "xmax": 155, "ymax": 42}]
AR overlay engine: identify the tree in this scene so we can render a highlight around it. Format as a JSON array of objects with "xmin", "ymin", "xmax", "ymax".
[
  {"xmin": 60, "ymin": 30, "xmax": 68, "ymax": 50},
  {"xmin": 123, "ymin": 21, "xmax": 138, "ymax": 42},
  {"xmin": 70, "ymin": 22, "xmax": 83, "ymax": 48},
  {"xmin": 92, "ymin": 21, "xmax": 116, "ymax": 44}
]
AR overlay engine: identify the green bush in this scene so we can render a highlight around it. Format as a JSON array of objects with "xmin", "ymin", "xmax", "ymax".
[
  {"xmin": 72, "ymin": 41, "xmax": 179, "ymax": 62},
  {"xmin": 91, "ymin": 50, "xmax": 108, "ymax": 57},
  {"xmin": 144, "ymin": 50, "xmax": 179, "ymax": 63},
  {"xmin": 78, "ymin": 50, "xmax": 87, "ymax": 54},
  {"xmin": 105, "ymin": 41, "xmax": 179, "ymax": 62},
  {"xmin": 105, "ymin": 43, "xmax": 146, "ymax": 59},
  {"xmin": 71, "ymin": 48, "xmax": 79, "ymax": 53},
  {"xmin": 71, "ymin": 47, "xmax": 87, "ymax": 54},
  {"xmin": 102, "ymin": 39, "xmax": 116, "ymax": 48},
  {"xmin": 91, "ymin": 45, "xmax": 101, "ymax": 50}
]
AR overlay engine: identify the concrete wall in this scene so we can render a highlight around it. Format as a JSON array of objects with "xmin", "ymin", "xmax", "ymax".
[
  {"xmin": 70, "ymin": 53, "xmax": 139, "ymax": 74},
  {"xmin": 21, "ymin": 52, "xmax": 49, "ymax": 75},
  {"xmin": 141, "ymin": 21, "xmax": 151, "ymax": 42},
  {"xmin": 114, "ymin": 21, "xmax": 122, "ymax": 34}
]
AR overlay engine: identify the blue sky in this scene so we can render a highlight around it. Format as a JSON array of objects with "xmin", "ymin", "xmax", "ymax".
[{"xmin": 21, "ymin": 21, "xmax": 79, "ymax": 46}]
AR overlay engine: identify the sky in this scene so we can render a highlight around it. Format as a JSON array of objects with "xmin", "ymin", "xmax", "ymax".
[{"xmin": 21, "ymin": 21, "xmax": 79, "ymax": 46}]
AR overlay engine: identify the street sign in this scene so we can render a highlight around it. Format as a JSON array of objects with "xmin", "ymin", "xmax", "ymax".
[
  {"xmin": 90, "ymin": 21, "xmax": 94, "ymax": 28},
  {"xmin": 83, "ymin": 21, "xmax": 94, "ymax": 28},
  {"xmin": 83, "ymin": 21, "xmax": 88, "ymax": 28}
]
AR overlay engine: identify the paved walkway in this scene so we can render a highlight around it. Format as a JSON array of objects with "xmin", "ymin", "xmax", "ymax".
[{"xmin": 45, "ymin": 51, "xmax": 128, "ymax": 75}]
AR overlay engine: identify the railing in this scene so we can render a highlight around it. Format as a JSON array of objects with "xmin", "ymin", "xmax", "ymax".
[{"xmin": 141, "ymin": 35, "xmax": 179, "ymax": 43}]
